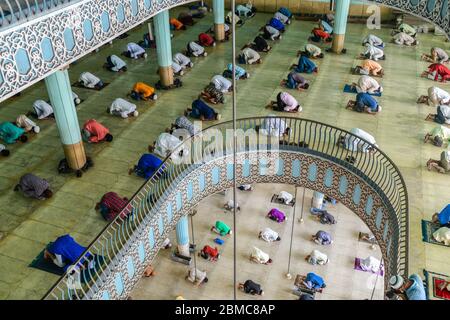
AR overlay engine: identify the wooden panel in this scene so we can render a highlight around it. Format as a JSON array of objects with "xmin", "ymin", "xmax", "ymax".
[
  {"xmin": 288, "ymin": 0, "xmax": 300, "ymax": 14},
  {"xmin": 349, "ymin": 4, "xmax": 364, "ymax": 16},
  {"xmin": 277, "ymin": 0, "xmax": 290, "ymax": 10},
  {"xmin": 264, "ymin": 0, "xmax": 277, "ymax": 12}
]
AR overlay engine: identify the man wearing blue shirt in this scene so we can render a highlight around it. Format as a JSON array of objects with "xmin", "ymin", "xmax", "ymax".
[
  {"xmin": 389, "ymin": 274, "xmax": 426, "ymax": 300},
  {"xmin": 433, "ymin": 204, "xmax": 450, "ymax": 226},
  {"xmin": 346, "ymin": 93, "xmax": 381, "ymax": 114},
  {"xmin": 129, "ymin": 153, "xmax": 165, "ymax": 179}
]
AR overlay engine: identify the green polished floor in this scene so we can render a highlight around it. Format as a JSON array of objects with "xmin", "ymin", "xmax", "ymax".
[{"xmin": 0, "ymin": 9, "xmax": 449, "ymax": 299}]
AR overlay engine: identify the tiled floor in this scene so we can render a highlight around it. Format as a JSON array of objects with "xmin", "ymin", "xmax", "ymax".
[
  {"xmin": 0, "ymin": 8, "xmax": 449, "ymax": 299},
  {"xmin": 130, "ymin": 185, "xmax": 385, "ymax": 300}
]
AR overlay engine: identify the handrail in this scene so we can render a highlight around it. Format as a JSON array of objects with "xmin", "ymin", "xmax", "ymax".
[
  {"xmin": 43, "ymin": 117, "xmax": 409, "ymax": 300},
  {"xmin": 0, "ymin": 0, "xmax": 75, "ymax": 28}
]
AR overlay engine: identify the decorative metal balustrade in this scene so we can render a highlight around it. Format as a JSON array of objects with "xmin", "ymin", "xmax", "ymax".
[
  {"xmin": 43, "ymin": 117, "xmax": 408, "ymax": 300},
  {"xmin": 0, "ymin": 0, "xmax": 449, "ymax": 102}
]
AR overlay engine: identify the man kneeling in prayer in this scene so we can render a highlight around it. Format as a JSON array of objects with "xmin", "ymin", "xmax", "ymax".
[
  {"xmin": 148, "ymin": 132, "xmax": 187, "ymax": 162},
  {"xmin": 259, "ymin": 227, "xmax": 281, "ymax": 242},
  {"xmin": 242, "ymin": 36, "xmax": 271, "ymax": 52},
  {"xmin": 14, "ymin": 173, "xmax": 52, "ymax": 200},
  {"xmin": 427, "ymin": 150, "xmax": 450, "ymax": 174},
  {"xmin": 31, "ymin": 99, "xmax": 54, "ymax": 120},
  {"xmin": 421, "ymin": 47, "xmax": 449, "ymax": 64},
  {"xmin": 351, "ymin": 75, "xmax": 383, "ymax": 94},
  {"xmin": 417, "ymin": 86, "xmax": 450, "ymax": 107},
  {"xmin": 167, "ymin": 116, "xmax": 200, "ymax": 137},
  {"xmin": 104, "ymin": 55, "xmax": 127, "ymax": 72},
  {"xmin": 0, "ymin": 122, "xmax": 28, "ymax": 144},
  {"xmin": 107, "ymin": 98, "xmax": 139, "ymax": 119},
  {"xmin": 298, "ymin": 43, "xmax": 324, "ymax": 59},
  {"xmin": 423, "ymin": 125, "xmax": 450, "ymax": 147},
  {"xmin": 201, "ymin": 83, "xmax": 225, "ymax": 104},
  {"xmin": 238, "ymin": 47, "xmax": 262, "ymax": 65},
  {"xmin": 15, "ymin": 115, "xmax": 40, "ymax": 134},
  {"xmin": 238, "ymin": 280, "xmax": 264, "ymax": 295},
  {"xmin": 432, "ymin": 205, "xmax": 450, "ymax": 227},
  {"xmin": 291, "ymin": 54, "xmax": 318, "ymax": 74},
  {"xmin": 129, "ymin": 82, "xmax": 158, "ymax": 101},
  {"xmin": 346, "ymin": 93, "xmax": 381, "ymax": 115},
  {"xmin": 186, "ymin": 41, "xmax": 207, "ymax": 57},
  {"xmin": 184, "ymin": 99, "xmax": 222, "ymax": 121},
  {"xmin": 211, "ymin": 220, "xmax": 233, "ymax": 236},
  {"xmin": 186, "ymin": 267, "xmax": 208, "ymax": 286},
  {"xmin": 44, "ymin": 234, "xmax": 92, "ymax": 271},
  {"xmin": 95, "ymin": 192, "xmax": 129, "ymax": 221},
  {"xmin": 81, "ymin": 119, "xmax": 113, "ymax": 143},
  {"xmin": 338, "ymin": 127, "xmax": 378, "ymax": 153},
  {"xmin": 312, "ymin": 230, "xmax": 333, "ymax": 245},
  {"xmin": 306, "ymin": 249, "xmax": 329, "ymax": 265},
  {"xmin": 280, "ymin": 72, "xmax": 310, "ymax": 90},
  {"xmin": 199, "ymin": 245, "xmax": 220, "ymax": 261},
  {"xmin": 354, "ymin": 59, "xmax": 384, "ymax": 77},
  {"xmin": 79, "ymin": 72, "xmax": 105, "ymax": 89},
  {"xmin": 129, "ymin": 153, "xmax": 165, "ymax": 180},
  {"xmin": 122, "ymin": 42, "xmax": 147, "ymax": 59},
  {"xmin": 250, "ymin": 247, "xmax": 272, "ymax": 265},
  {"xmin": 266, "ymin": 91, "xmax": 302, "ymax": 113}
]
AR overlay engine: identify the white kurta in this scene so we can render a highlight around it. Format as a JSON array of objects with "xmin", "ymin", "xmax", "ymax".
[
  {"xmin": 428, "ymin": 87, "xmax": 450, "ymax": 106},
  {"xmin": 109, "ymin": 55, "xmax": 127, "ymax": 71},
  {"xmin": 265, "ymin": 25, "xmax": 280, "ymax": 40},
  {"xmin": 154, "ymin": 133, "xmax": 187, "ymax": 162},
  {"xmin": 33, "ymin": 100, "xmax": 53, "ymax": 119},
  {"xmin": 362, "ymin": 34, "xmax": 383, "ymax": 47},
  {"xmin": 211, "ymin": 75, "xmax": 232, "ymax": 93},
  {"xmin": 187, "ymin": 268, "xmax": 207, "ymax": 283},
  {"xmin": 356, "ymin": 75, "xmax": 383, "ymax": 94},
  {"xmin": 364, "ymin": 44, "xmax": 384, "ymax": 60},
  {"xmin": 433, "ymin": 227, "xmax": 450, "ymax": 245},
  {"xmin": 189, "ymin": 42, "xmax": 205, "ymax": 56},
  {"xmin": 305, "ymin": 44, "xmax": 321, "ymax": 57},
  {"xmin": 16, "ymin": 115, "xmax": 37, "ymax": 132},
  {"xmin": 79, "ymin": 72, "xmax": 101, "ymax": 88},
  {"xmin": 251, "ymin": 247, "xmax": 270, "ymax": 264},
  {"xmin": 241, "ymin": 47, "xmax": 260, "ymax": 64},
  {"xmin": 173, "ymin": 53, "xmax": 192, "ymax": 67},
  {"xmin": 109, "ymin": 98, "xmax": 137, "ymax": 118},
  {"xmin": 279, "ymin": 191, "xmax": 293, "ymax": 204},
  {"xmin": 393, "ymin": 32, "xmax": 415, "ymax": 45},
  {"xmin": 360, "ymin": 256, "xmax": 382, "ymax": 272},
  {"xmin": 172, "ymin": 62, "xmax": 183, "ymax": 74},
  {"xmin": 260, "ymin": 228, "xmax": 279, "ymax": 242},
  {"xmin": 127, "ymin": 42, "xmax": 145, "ymax": 59},
  {"xmin": 439, "ymin": 105, "xmax": 450, "ymax": 124},
  {"xmin": 345, "ymin": 128, "xmax": 377, "ymax": 153},
  {"xmin": 259, "ymin": 116, "xmax": 287, "ymax": 137},
  {"xmin": 308, "ymin": 249, "xmax": 328, "ymax": 265}
]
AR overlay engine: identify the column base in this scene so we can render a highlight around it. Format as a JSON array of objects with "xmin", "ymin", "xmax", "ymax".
[
  {"xmin": 63, "ymin": 141, "xmax": 86, "ymax": 170},
  {"xmin": 331, "ymin": 34, "xmax": 345, "ymax": 54},
  {"xmin": 214, "ymin": 23, "xmax": 225, "ymax": 41},
  {"xmin": 159, "ymin": 66, "xmax": 174, "ymax": 87},
  {"xmin": 177, "ymin": 243, "xmax": 190, "ymax": 257}
]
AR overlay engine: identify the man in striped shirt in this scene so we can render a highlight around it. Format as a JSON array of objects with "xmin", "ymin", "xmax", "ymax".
[{"xmin": 96, "ymin": 192, "xmax": 129, "ymax": 221}]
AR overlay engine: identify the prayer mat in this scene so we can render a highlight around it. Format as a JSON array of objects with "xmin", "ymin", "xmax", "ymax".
[
  {"xmin": 358, "ymin": 232, "xmax": 377, "ymax": 245},
  {"xmin": 71, "ymin": 82, "xmax": 110, "ymax": 91},
  {"xmin": 421, "ymin": 220, "xmax": 449, "ymax": 246},
  {"xmin": 424, "ymin": 270, "xmax": 450, "ymax": 300},
  {"xmin": 29, "ymin": 243, "xmax": 64, "ymax": 276},
  {"xmin": 270, "ymin": 194, "xmax": 295, "ymax": 207},
  {"xmin": 294, "ymin": 274, "xmax": 323, "ymax": 294},
  {"xmin": 343, "ymin": 84, "xmax": 382, "ymax": 96},
  {"xmin": 354, "ymin": 257, "xmax": 384, "ymax": 276}
]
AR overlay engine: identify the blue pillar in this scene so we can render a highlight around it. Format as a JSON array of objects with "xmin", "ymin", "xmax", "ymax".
[
  {"xmin": 332, "ymin": 0, "xmax": 351, "ymax": 53},
  {"xmin": 153, "ymin": 9, "xmax": 173, "ymax": 86},
  {"xmin": 45, "ymin": 69, "xmax": 86, "ymax": 170},
  {"xmin": 176, "ymin": 215, "xmax": 190, "ymax": 256},
  {"xmin": 213, "ymin": 0, "xmax": 225, "ymax": 41}
]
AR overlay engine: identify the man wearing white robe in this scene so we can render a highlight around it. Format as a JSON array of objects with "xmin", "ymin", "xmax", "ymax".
[
  {"xmin": 258, "ymin": 115, "xmax": 289, "ymax": 137},
  {"xmin": 186, "ymin": 267, "xmax": 207, "ymax": 286},
  {"xmin": 354, "ymin": 75, "xmax": 383, "ymax": 94},
  {"xmin": 393, "ymin": 32, "xmax": 418, "ymax": 46},
  {"xmin": 362, "ymin": 43, "xmax": 384, "ymax": 61},
  {"xmin": 150, "ymin": 133, "xmax": 187, "ymax": 162},
  {"xmin": 211, "ymin": 75, "xmax": 232, "ymax": 93},
  {"xmin": 274, "ymin": 11, "xmax": 289, "ymax": 24},
  {"xmin": 360, "ymin": 256, "xmax": 382, "ymax": 273},
  {"xmin": 173, "ymin": 52, "xmax": 193, "ymax": 68},
  {"xmin": 79, "ymin": 72, "xmax": 103, "ymax": 89},
  {"xmin": 125, "ymin": 42, "xmax": 147, "ymax": 59},
  {"xmin": 187, "ymin": 41, "xmax": 206, "ymax": 57},
  {"xmin": 172, "ymin": 61, "xmax": 184, "ymax": 76},
  {"xmin": 240, "ymin": 47, "xmax": 261, "ymax": 64},
  {"xmin": 343, "ymin": 128, "xmax": 377, "ymax": 153},
  {"xmin": 306, "ymin": 249, "xmax": 329, "ymax": 265},
  {"xmin": 16, "ymin": 115, "xmax": 40, "ymax": 133},
  {"xmin": 250, "ymin": 247, "xmax": 271, "ymax": 264},
  {"xmin": 418, "ymin": 86, "xmax": 450, "ymax": 107},
  {"xmin": 32, "ymin": 100, "xmax": 54, "ymax": 119},
  {"xmin": 433, "ymin": 226, "xmax": 450, "ymax": 245},
  {"xmin": 362, "ymin": 34, "xmax": 384, "ymax": 47},
  {"xmin": 279, "ymin": 190, "xmax": 294, "ymax": 204},
  {"xmin": 259, "ymin": 228, "xmax": 280, "ymax": 242},
  {"xmin": 106, "ymin": 54, "xmax": 127, "ymax": 72},
  {"xmin": 108, "ymin": 98, "xmax": 138, "ymax": 119}
]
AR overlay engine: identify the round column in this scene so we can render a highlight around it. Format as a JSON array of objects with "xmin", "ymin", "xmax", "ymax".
[
  {"xmin": 213, "ymin": 0, "xmax": 225, "ymax": 41},
  {"xmin": 331, "ymin": 0, "xmax": 351, "ymax": 54},
  {"xmin": 154, "ymin": 10, "xmax": 174, "ymax": 86},
  {"xmin": 176, "ymin": 215, "xmax": 190, "ymax": 257}
]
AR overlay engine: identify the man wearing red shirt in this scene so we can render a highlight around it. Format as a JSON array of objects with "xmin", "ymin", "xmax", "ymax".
[
  {"xmin": 198, "ymin": 33, "xmax": 216, "ymax": 47},
  {"xmin": 81, "ymin": 119, "xmax": 113, "ymax": 143},
  {"xmin": 96, "ymin": 192, "xmax": 129, "ymax": 221},
  {"xmin": 199, "ymin": 245, "xmax": 220, "ymax": 261},
  {"xmin": 422, "ymin": 63, "xmax": 450, "ymax": 82},
  {"xmin": 309, "ymin": 28, "xmax": 332, "ymax": 43}
]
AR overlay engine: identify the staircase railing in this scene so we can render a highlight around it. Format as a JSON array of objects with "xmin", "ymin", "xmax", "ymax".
[{"xmin": 42, "ymin": 117, "xmax": 408, "ymax": 300}]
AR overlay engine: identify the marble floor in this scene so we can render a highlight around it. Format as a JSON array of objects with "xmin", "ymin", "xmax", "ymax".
[
  {"xmin": 130, "ymin": 184, "xmax": 385, "ymax": 300},
  {"xmin": 0, "ymin": 8, "xmax": 449, "ymax": 299}
]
